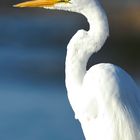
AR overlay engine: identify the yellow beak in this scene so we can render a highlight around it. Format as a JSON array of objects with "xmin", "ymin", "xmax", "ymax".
[{"xmin": 14, "ymin": 0, "xmax": 70, "ymax": 8}]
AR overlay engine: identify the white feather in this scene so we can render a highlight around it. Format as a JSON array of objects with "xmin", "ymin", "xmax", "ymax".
[{"xmin": 45, "ymin": 0, "xmax": 140, "ymax": 139}]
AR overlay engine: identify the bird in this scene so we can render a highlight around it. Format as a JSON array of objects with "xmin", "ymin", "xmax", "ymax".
[{"xmin": 15, "ymin": 0, "xmax": 140, "ymax": 140}]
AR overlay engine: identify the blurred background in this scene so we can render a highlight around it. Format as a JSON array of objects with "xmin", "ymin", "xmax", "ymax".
[{"xmin": 0, "ymin": 0, "xmax": 140, "ymax": 140}]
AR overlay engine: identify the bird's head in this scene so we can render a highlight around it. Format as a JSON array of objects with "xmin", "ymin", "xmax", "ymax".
[{"xmin": 14, "ymin": 0, "xmax": 95, "ymax": 14}]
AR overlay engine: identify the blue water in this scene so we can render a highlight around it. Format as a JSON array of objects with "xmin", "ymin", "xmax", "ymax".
[
  {"xmin": 0, "ymin": 16, "xmax": 85, "ymax": 140},
  {"xmin": 0, "ymin": 83, "xmax": 84, "ymax": 140},
  {"xmin": 0, "ymin": 46, "xmax": 84, "ymax": 139}
]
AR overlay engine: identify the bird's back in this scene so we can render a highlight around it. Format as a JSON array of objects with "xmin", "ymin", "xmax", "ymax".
[{"xmin": 79, "ymin": 63, "xmax": 140, "ymax": 140}]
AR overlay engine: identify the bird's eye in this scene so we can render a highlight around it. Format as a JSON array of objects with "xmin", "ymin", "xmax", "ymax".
[{"xmin": 59, "ymin": 0, "xmax": 71, "ymax": 3}]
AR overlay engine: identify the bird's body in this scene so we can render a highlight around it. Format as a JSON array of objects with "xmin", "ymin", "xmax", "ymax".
[
  {"xmin": 15, "ymin": 0, "xmax": 140, "ymax": 139},
  {"xmin": 78, "ymin": 63, "xmax": 140, "ymax": 140}
]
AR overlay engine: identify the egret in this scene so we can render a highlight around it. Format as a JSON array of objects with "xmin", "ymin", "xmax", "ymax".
[{"xmin": 15, "ymin": 0, "xmax": 140, "ymax": 139}]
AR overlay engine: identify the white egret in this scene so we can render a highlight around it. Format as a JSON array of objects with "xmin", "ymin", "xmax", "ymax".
[{"xmin": 15, "ymin": 0, "xmax": 140, "ymax": 140}]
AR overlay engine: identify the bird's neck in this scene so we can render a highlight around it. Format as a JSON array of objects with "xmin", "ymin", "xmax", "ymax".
[{"xmin": 65, "ymin": 1, "xmax": 109, "ymax": 94}]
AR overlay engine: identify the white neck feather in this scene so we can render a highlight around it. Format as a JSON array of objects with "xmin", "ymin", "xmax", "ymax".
[{"xmin": 65, "ymin": 0, "xmax": 109, "ymax": 95}]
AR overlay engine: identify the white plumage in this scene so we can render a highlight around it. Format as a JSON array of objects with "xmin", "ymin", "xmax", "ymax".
[
  {"xmin": 55, "ymin": 1, "xmax": 140, "ymax": 139},
  {"xmin": 15, "ymin": 0, "xmax": 140, "ymax": 139}
]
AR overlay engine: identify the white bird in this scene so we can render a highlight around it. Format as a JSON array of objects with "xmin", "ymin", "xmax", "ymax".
[{"xmin": 15, "ymin": 0, "xmax": 140, "ymax": 140}]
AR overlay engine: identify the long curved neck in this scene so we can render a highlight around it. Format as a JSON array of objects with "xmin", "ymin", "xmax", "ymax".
[{"xmin": 65, "ymin": 0, "xmax": 109, "ymax": 94}]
